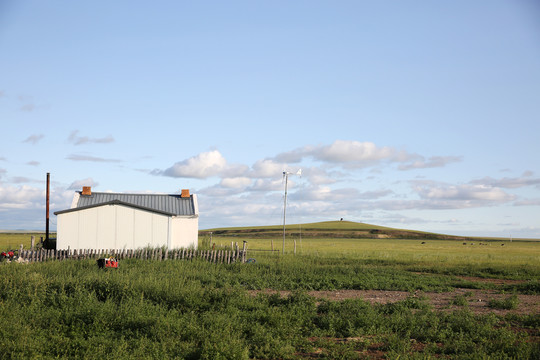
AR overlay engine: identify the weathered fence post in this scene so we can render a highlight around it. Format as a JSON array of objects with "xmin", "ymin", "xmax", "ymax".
[{"xmin": 242, "ymin": 241, "xmax": 247, "ymax": 263}]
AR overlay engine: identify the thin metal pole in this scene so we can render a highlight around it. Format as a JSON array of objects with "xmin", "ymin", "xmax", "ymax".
[
  {"xmin": 46, "ymin": 172, "xmax": 50, "ymax": 242},
  {"xmin": 282, "ymin": 172, "xmax": 288, "ymax": 254}
]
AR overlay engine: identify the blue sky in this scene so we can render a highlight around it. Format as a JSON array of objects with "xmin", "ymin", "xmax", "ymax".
[{"xmin": 1, "ymin": 1, "xmax": 539, "ymax": 237}]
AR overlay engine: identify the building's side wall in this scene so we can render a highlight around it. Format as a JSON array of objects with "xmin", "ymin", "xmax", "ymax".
[
  {"xmin": 170, "ymin": 216, "xmax": 199, "ymax": 249},
  {"xmin": 116, "ymin": 205, "xmax": 135, "ymax": 249},
  {"xmin": 96, "ymin": 205, "xmax": 115, "ymax": 249},
  {"xmin": 57, "ymin": 210, "xmax": 80, "ymax": 250},
  {"xmin": 56, "ymin": 204, "xmax": 171, "ymax": 250}
]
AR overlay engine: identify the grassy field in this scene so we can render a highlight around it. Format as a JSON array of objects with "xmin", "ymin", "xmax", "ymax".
[
  {"xmin": 1, "ymin": 224, "xmax": 539, "ymax": 359},
  {"xmin": 0, "ymin": 232, "xmax": 54, "ymax": 250},
  {"xmin": 208, "ymin": 237, "xmax": 540, "ymax": 279}
]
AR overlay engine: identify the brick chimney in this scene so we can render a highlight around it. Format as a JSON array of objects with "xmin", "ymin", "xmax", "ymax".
[
  {"xmin": 82, "ymin": 186, "xmax": 92, "ymax": 196},
  {"xmin": 181, "ymin": 189, "xmax": 190, "ymax": 198}
]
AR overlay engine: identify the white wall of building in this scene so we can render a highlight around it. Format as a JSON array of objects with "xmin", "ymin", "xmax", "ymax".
[
  {"xmin": 56, "ymin": 204, "xmax": 198, "ymax": 250},
  {"xmin": 170, "ymin": 216, "xmax": 199, "ymax": 248}
]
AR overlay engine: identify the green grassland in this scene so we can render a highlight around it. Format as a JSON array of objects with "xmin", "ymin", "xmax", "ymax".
[
  {"xmin": 204, "ymin": 221, "xmax": 540, "ymax": 276},
  {"xmin": 0, "ymin": 232, "xmax": 54, "ymax": 250},
  {"xmin": 1, "ymin": 222, "xmax": 539, "ymax": 358}
]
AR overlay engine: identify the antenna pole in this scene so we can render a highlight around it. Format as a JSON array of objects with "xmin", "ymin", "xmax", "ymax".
[
  {"xmin": 46, "ymin": 172, "xmax": 50, "ymax": 242},
  {"xmin": 282, "ymin": 172, "xmax": 288, "ymax": 254}
]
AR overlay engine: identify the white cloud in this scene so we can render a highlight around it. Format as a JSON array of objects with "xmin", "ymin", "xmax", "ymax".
[
  {"xmin": 301, "ymin": 167, "xmax": 337, "ymax": 185},
  {"xmin": 0, "ymin": 182, "xmax": 74, "ymax": 230},
  {"xmin": 68, "ymin": 178, "xmax": 99, "ymax": 190},
  {"xmin": 157, "ymin": 141, "xmax": 460, "ymax": 184},
  {"xmin": 68, "ymin": 130, "xmax": 114, "ymax": 145},
  {"xmin": 412, "ymin": 181, "xmax": 515, "ymax": 203},
  {"xmin": 10, "ymin": 177, "xmax": 38, "ymax": 184},
  {"xmin": 0, "ymin": 185, "xmax": 43, "ymax": 210},
  {"xmin": 273, "ymin": 147, "xmax": 311, "ymax": 163},
  {"xmin": 162, "ymin": 150, "xmax": 227, "ymax": 178},
  {"xmin": 198, "ymin": 185, "xmax": 247, "ymax": 197},
  {"xmin": 470, "ymin": 174, "xmax": 540, "ymax": 189},
  {"xmin": 274, "ymin": 141, "xmax": 399, "ymax": 167},
  {"xmin": 220, "ymin": 177, "xmax": 252, "ymax": 188},
  {"xmin": 67, "ymin": 154, "xmax": 121, "ymax": 163},
  {"xmin": 250, "ymin": 179, "xmax": 284, "ymax": 192},
  {"xmin": 398, "ymin": 156, "xmax": 463, "ymax": 170},
  {"xmin": 514, "ymin": 199, "xmax": 540, "ymax": 206},
  {"xmin": 271, "ymin": 140, "xmax": 460, "ymax": 171},
  {"xmin": 22, "ymin": 134, "xmax": 44, "ymax": 144},
  {"xmin": 19, "ymin": 103, "xmax": 36, "ymax": 112},
  {"xmin": 251, "ymin": 159, "xmax": 286, "ymax": 178},
  {"xmin": 315, "ymin": 140, "xmax": 395, "ymax": 163}
]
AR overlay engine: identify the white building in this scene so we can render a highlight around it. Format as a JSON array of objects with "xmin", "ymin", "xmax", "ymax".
[{"xmin": 54, "ymin": 187, "xmax": 199, "ymax": 250}]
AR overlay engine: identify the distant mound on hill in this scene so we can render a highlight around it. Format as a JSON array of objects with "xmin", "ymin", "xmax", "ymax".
[{"xmin": 200, "ymin": 221, "xmax": 471, "ymax": 241}]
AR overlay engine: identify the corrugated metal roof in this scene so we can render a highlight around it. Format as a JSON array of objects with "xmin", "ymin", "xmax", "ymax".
[{"xmin": 75, "ymin": 192, "xmax": 196, "ymax": 216}]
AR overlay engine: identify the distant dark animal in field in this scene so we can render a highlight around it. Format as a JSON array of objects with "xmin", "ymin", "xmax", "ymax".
[
  {"xmin": 421, "ymin": 242, "xmax": 426, "ymax": 244},
  {"xmin": 463, "ymin": 242, "xmax": 467, "ymax": 245},
  {"xmin": 501, "ymin": 243, "xmax": 505, "ymax": 246}
]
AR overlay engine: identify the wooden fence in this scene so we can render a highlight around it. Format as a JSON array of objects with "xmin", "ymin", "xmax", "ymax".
[{"xmin": 17, "ymin": 247, "xmax": 248, "ymax": 264}]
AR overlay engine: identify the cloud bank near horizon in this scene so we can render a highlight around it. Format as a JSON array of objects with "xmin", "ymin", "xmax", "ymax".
[
  {"xmin": 1, "ymin": 140, "xmax": 539, "ymax": 237},
  {"xmin": 148, "ymin": 140, "xmax": 538, "ymax": 222}
]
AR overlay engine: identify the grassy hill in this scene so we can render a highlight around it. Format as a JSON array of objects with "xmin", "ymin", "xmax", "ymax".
[{"xmin": 200, "ymin": 220, "xmax": 471, "ymax": 241}]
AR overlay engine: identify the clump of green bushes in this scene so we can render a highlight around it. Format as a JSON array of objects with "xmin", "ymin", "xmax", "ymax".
[{"xmin": 489, "ymin": 294, "xmax": 520, "ymax": 310}]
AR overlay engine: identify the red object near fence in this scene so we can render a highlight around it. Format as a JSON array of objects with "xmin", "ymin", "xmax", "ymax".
[
  {"xmin": 1, "ymin": 251, "xmax": 15, "ymax": 259},
  {"xmin": 97, "ymin": 257, "xmax": 118, "ymax": 269}
]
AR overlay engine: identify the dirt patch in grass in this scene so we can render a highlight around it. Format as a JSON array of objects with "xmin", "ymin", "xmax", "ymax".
[
  {"xmin": 455, "ymin": 275, "xmax": 527, "ymax": 286},
  {"xmin": 250, "ymin": 288, "xmax": 540, "ymax": 316}
]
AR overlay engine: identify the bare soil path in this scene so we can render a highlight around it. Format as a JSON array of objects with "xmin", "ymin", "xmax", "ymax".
[{"xmin": 250, "ymin": 276, "xmax": 539, "ymax": 316}]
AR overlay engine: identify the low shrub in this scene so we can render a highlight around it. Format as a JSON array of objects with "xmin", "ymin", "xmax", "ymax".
[{"xmin": 488, "ymin": 295, "xmax": 520, "ymax": 310}]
